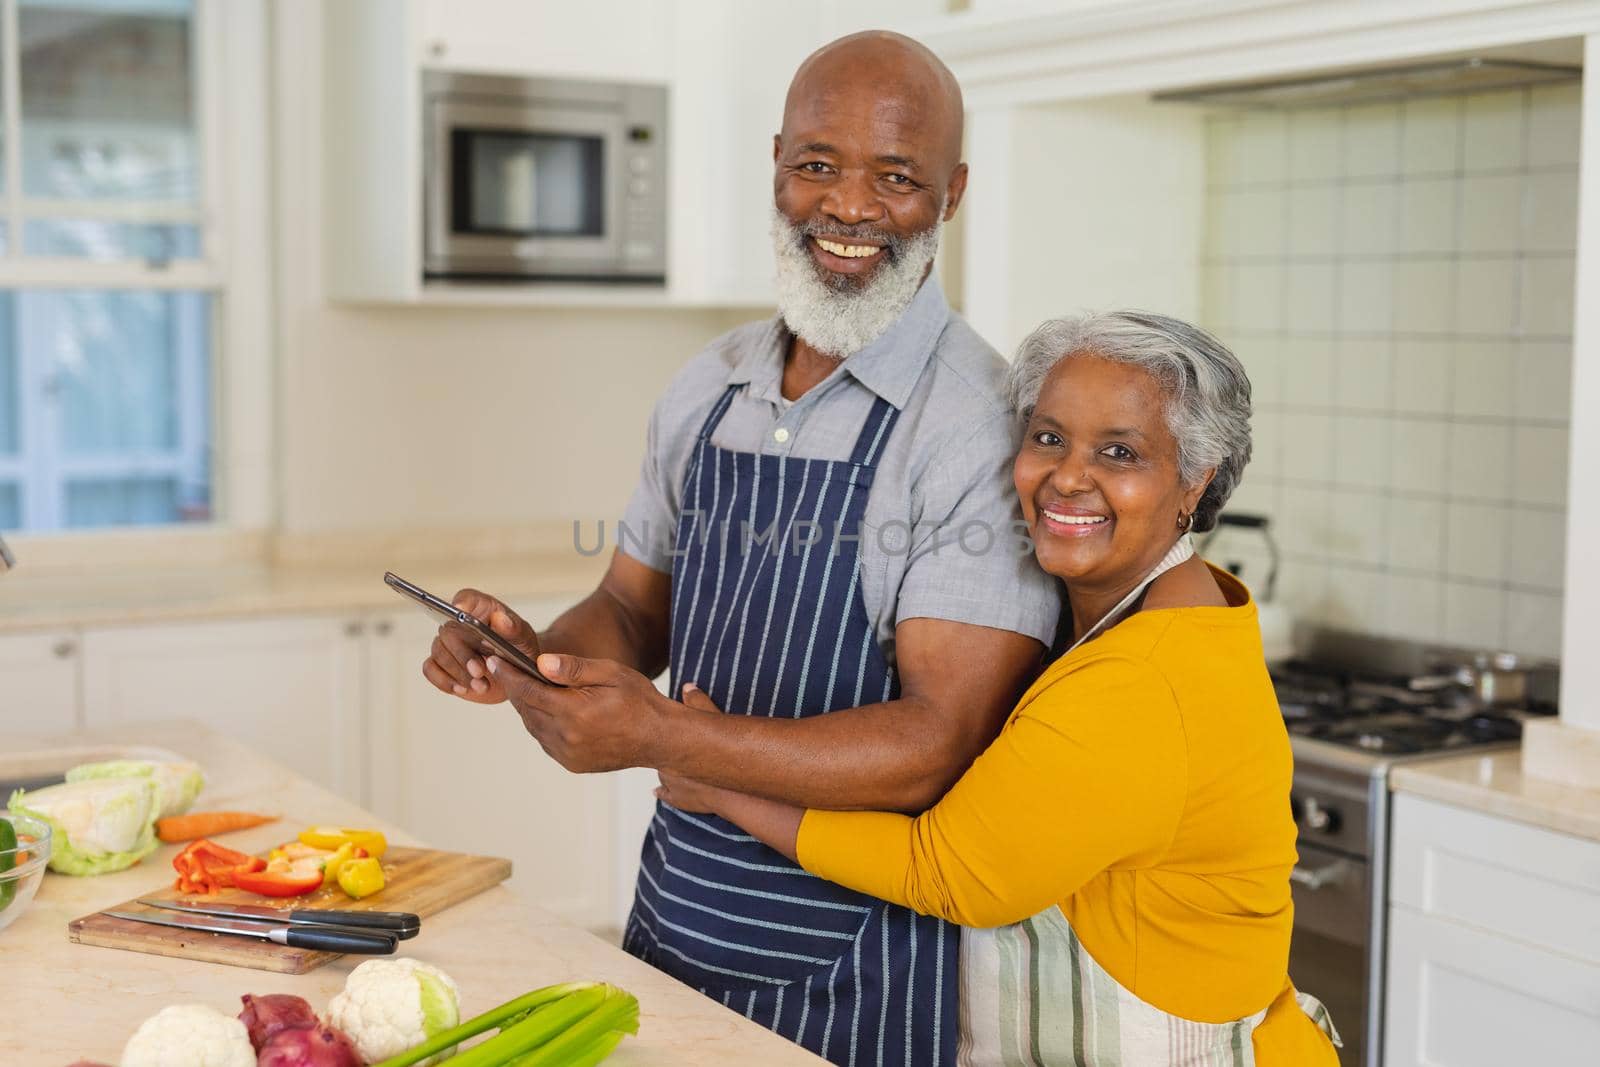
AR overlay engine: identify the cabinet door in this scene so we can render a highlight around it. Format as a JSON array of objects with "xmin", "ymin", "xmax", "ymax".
[
  {"xmin": 416, "ymin": 0, "xmax": 673, "ymax": 81},
  {"xmin": 80, "ymin": 616, "xmax": 366, "ymax": 800},
  {"xmin": 1385, "ymin": 904, "xmax": 1600, "ymax": 1066},
  {"xmin": 366, "ymin": 599, "xmax": 617, "ymax": 930},
  {"xmin": 0, "ymin": 630, "xmax": 82, "ymax": 734}
]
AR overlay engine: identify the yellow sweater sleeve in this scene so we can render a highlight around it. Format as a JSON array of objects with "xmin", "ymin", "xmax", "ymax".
[{"xmin": 797, "ymin": 654, "xmax": 1190, "ymax": 928}]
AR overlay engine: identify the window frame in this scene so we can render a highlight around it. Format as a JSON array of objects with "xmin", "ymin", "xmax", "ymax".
[{"xmin": 0, "ymin": 0, "xmax": 272, "ymax": 558}]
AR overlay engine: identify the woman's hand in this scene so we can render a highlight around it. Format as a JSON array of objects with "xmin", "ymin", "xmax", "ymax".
[{"xmin": 655, "ymin": 770, "xmax": 730, "ymax": 814}]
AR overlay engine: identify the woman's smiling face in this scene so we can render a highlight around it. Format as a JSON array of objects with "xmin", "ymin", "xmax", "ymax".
[{"xmin": 1014, "ymin": 354, "xmax": 1209, "ymax": 588}]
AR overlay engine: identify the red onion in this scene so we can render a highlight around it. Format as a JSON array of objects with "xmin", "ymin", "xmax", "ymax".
[
  {"xmin": 238, "ymin": 993, "xmax": 320, "ymax": 1052},
  {"xmin": 256, "ymin": 1023, "xmax": 363, "ymax": 1067}
]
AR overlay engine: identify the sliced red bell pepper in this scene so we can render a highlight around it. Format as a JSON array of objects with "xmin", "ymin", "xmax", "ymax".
[
  {"xmin": 232, "ymin": 867, "xmax": 324, "ymax": 897},
  {"xmin": 172, "ymin": 838, "xmax": 267, "ymax": 894}
]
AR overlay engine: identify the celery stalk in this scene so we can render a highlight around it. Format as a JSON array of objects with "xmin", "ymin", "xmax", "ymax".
[
  {"xmin": 505, "ymin": 1030, "xmax": 624, "ymax": 1067},
  {"xmin": 446, "ymin": 985, "xmax": 612, "ymax": 1067},
  {"xmin": 369, "ymin": 983, "xmax": 600, "ymax": 1067},
  {"xmin": 508, "ymin": 987, "xmax": 640, "ymax": 1067}
]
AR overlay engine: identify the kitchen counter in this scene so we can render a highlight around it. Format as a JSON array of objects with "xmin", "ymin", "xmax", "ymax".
[
  {"xmin": 1389, "ymin": 749, "xmax": 1600, "ymax": 844},
  {"xmin": 0, "ymin": 550, "xmax": 607, "ymax": 633},
  {"xmin": 0, "ymin": 721, "xmax": 825, "ymax": 1066}
]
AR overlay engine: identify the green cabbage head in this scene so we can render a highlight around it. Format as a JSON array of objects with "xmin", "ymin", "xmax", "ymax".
[
  {"xmin": 66, "ymin": 759, "xmax": 205, "ymax": 820},
  {"xmin": 8, "ymin": 776, "xmax": 162, "ymax": 875}
]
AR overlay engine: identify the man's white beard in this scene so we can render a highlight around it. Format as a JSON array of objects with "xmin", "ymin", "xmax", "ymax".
[{"xmin": 770, "ymin": 205, "xmax": 943, "ymax": 359}]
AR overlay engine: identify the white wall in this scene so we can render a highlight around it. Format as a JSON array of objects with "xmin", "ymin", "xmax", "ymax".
[{"xmin": 272, "ymin": 1, "xmax": 753, "ymax": 535}]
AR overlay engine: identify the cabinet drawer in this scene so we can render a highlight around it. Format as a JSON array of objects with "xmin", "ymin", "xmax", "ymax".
[
  {"xmin": 1390, "ymin": 793, "xmax": 1600, "ymax": 965},
  {"xmin": 1385, "ymin": 905, "xmax": 1600, "ymax": 1066}
]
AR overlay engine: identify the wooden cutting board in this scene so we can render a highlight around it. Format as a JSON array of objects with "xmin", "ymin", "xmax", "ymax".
[{"xmin": 68, "ymin": 846, "xmax": 512, "ymax": 973}]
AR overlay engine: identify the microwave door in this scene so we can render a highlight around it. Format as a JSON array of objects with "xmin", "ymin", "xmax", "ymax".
[{"xmin": 427, "ymin": 101, "xmax": 624, "ymax": 278}]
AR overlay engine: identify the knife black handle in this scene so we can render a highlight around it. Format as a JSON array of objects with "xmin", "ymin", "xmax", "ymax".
[
  {"xmin": 280, "ymin": 925, "xmax": 398, "ymax": 954},
  {"xmin": 288, "ymin": 908, "xmax": 421, "ymax": 938}
]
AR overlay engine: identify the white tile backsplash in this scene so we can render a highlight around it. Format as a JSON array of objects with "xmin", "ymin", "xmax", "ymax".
[
  {"xmin": 1338, "ymin": 260, "xmax": 1394, "ymax": 333},
  {"xmin": 1392, "ymin": 339, "xmax": 1454, "ymax": 415},
  {"xmin": 1454, "ymin": 257, "xmax": 1519, "ymax": 336},
  {"xmin": 1512, "ymin": 426, "xmax": 1569, "ymax": 507},
  {"xmin": 1332, "ymin": 414, "xmax": 1390, "ymax": 488},
  {"xmin": 1387, "ymin": 496, "xmax": 1446, "ymax": 573},
  {"xmin": 1400, "ymin": 178, "xmax": 1458, "ymax": 255},
  {"xmin": 1523, "ymin": 171, "xmax": 1579, "ymax": 253},
  {"xmin": 1289, "ymin": 184, "xmax": 1339, "ymax": 255},
  {"xmin": 1343, "ymin": 103, "xmax": 1401, "ymax": 178},
  {"xmin": 1402, "ymin": 96, "xmax": 1462, "ymax": 175},
  {"xmin": 1462, "ymin": 90, "xmax": 1525, "ymax": 172},
  {"xmin": 1458, "ymin": 174, "xmax": 1523, "ymax": 253},
  {"xmin": 1442, "ymin": 581, "xmax": 1507, "ymax": 648},
  {"xmin": 1281, "ymin": 411, "xmax": 1334, "ymax": 481},
  {"xmin": 1445, "ymin": 501, "xmax": 1511, "ymax": 582},
  {"xmin": 1388, "ymin": 418, "xmax": 1450, "ymax": 494},
  {"xmin": 1528, "ymin": 84, "xmax": 1581, "ymax": 168},
  {"xmin": 1521, "ymin": 255, "xmax": 1576, "ymax": 336},
  {"xmin": 1334, "ymin": 337, "xmax": 1391, "ymax": 410},
  {"xmin": 1203, "ymin": 82, "xmax": 1575, "ymax": 650},
  {"xmin": 1514, "ymin": 340, "xmax": 1572, "ymax": 422},
  {"xmin": 1450, "ymin": 341, "xmax": 1517, "ymax": 419},
  {"xmin": 1506, "ymin": 508, "xmax": 1567, "ymax": 592},
  {"xmin": 1391, "ymin": 258, "xmax": 1454, "ymax": 334},
  {"xmin": 1290, "ymin": 108, "xmax": 1343, "ymax": 181},
  {"xmin": 1445, "ymin": 422, "xmax": 1512, "ymax": 500}
]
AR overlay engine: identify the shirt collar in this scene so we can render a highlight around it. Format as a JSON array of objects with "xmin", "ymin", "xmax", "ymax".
[{"xmin": 727, "ymin": 275, "xmax": 951, "ymax": 411}]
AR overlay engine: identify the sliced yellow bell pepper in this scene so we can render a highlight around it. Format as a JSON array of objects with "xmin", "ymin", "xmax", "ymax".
[
  {"xmin": 299, "ymin": 826, "xmax": 387, "ymax": 859},
  {"xmin": 337, "ymin": 856, "xmax": 385, "ymax": 899},
  {"xmin": 320, "ymin": 841, "xmax": 359, "ymax": 889}
]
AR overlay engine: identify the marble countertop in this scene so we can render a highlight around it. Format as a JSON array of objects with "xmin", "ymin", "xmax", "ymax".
[
  {"xmin": 1389, "ymin": 749, "xmax": 1600, "ymax": 844},
  {"xmin": 0, "ymin": 552, "xmax": 608, "ymax": 633},
  {"xmin": 0, "ymin": 721, "xmax": 825, "ymax": 1066}
]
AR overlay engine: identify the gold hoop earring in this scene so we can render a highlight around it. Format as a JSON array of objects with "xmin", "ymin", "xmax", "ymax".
[{"xmin": 1177, "ymin": 512, "xmax": 1192, "ymax": 532}]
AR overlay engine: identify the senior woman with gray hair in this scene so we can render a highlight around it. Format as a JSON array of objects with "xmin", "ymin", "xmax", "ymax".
[{"xmin": 658, "ymin": 311, "xmax": 1341, "ymax": 1065}]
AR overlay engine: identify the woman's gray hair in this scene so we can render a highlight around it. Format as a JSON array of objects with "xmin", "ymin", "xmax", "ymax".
[{"xmin": 1005, "ymin": 311, "xmax": 1252, "ymax": 533}]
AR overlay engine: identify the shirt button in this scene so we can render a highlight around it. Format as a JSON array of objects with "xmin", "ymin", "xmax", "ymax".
[{"xmin": 773, "ymin": 428, "xmax": 791, "ymax": 444}]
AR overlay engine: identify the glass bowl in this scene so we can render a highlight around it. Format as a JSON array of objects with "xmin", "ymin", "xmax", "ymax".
[{"xmin": 0, "ymin": 811, "xmax": 51, "ymax": 933}]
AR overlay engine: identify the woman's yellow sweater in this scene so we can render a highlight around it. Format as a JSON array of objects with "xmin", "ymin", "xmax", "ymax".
[{"xmin": 797, "ymin": 568, "xmax": 1338, "ymax": 1063}]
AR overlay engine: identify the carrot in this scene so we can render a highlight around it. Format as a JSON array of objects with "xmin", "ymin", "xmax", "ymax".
[{"xmin": 156, "ymin": 811, "xmax": 279, "ymax": 843}]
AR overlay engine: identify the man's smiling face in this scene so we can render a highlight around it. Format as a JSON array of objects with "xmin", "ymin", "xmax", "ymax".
[{"xmin": 772, "ymin": 34, "xmax": 967, "ymax": 295}]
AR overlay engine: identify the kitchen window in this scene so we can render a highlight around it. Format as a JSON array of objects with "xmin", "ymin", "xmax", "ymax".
[{"xmin": 0, "ymin": 0, "xmax": 240, "ymax": 533}]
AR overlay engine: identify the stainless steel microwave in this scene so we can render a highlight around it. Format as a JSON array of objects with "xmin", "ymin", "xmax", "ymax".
[{"xmin": 422, "ymin": 72, "xmax": 668, "ymax": 283}]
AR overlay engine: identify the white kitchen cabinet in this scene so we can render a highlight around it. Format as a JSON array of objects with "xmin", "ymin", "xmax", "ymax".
[
  {"xmin": 415, "ymin": 0, "xmax": 673, "ymax": 81},
  {"xmin": 80, "ymin": 616, "xmax": 367, "ymax": 802},
  {"xmin": 0, "ymin": 630, "xmax": 82, "ymax": 735},
  {"xmin": 365, "ymin": 598, "xmax": 621, "ymax": 931},
  {"xmin": 1385, "ymin": 793, "xmax": 1600, "ymax": 1065}
]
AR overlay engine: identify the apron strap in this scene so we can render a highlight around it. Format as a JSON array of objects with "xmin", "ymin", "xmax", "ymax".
[
  {"xmin": 694, "ymin": 384, "xmax": 743, "ymax": 443},
  {"xmin": 846, "ymin": 395, "xmax": 902, "ymax": 469}
]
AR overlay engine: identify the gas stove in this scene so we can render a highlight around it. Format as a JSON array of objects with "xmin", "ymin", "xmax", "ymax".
[{"xmin": 1274, "ymin": 660, "xmax": 1552, "ymax": 761}]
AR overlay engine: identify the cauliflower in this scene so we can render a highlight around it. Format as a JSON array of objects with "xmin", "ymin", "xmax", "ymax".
[
  {"xmin": 325, "ymin": 957, "xmax": 461, "ymax": 1064},
  {"xmin": 121, "ymin": 1004, "xmax": 256, "ymax": 1067}
]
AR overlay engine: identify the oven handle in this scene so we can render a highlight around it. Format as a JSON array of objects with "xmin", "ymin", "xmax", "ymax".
[{"xmin": 1289, "ymin": 860, "xmax": 1350, "ymax": 891}]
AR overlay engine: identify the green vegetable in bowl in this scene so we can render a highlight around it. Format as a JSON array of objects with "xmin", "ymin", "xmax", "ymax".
[
  {"xmin": 67, "ymin": 758, "xmax": 205, "ymax": 820},
  {"xmin": 7, "ymin": 776, "xmax": 161, "ymax": 875},
  {"xmin": 0, "ymin": 816, "xmax": 15, "ymax": 909}
]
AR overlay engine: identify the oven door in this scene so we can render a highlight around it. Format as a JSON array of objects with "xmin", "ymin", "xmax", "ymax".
[
  {"xmin": 425, "ymin": 97, "xmax": 625, "ymax": 279},
  {"xmin": 1290, "ymin": 840, "xmax": 1370, "ymax": 1067}
]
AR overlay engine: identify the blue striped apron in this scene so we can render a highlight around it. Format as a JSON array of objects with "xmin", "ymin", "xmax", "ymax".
[{"xmin": 624, "ymin": 382, "xmax": 960, "ymax": 1066}]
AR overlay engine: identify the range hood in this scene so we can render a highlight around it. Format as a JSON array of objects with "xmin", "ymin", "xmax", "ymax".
[{"xmin": 1154, "ymin": 57, "xmax": 1580, "ymax": 109}]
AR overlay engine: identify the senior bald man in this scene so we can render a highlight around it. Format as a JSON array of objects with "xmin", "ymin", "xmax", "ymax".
[{"xmin": 425, "ymin": 31, "xmax": 1058, "ymax": 1065}]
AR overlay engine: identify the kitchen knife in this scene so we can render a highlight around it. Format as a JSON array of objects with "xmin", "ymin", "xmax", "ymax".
[
  {"xmin": 105, "ymin": 909, "xmax": 398, "ymax": 954},
  {"xmin": 139, "ymin": 898, "xmax": 421, "ymax": 938}
]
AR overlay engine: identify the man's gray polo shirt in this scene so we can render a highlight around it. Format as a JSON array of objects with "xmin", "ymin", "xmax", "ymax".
[{"xmin": 620, "ymin": 277, "xmax": 1060, "ymax": 667}]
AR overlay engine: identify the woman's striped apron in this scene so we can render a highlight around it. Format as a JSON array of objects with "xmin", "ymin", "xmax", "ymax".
[{"xmin": 623, "ymin": 383, "xmax": 961, "ymax": 1066}]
